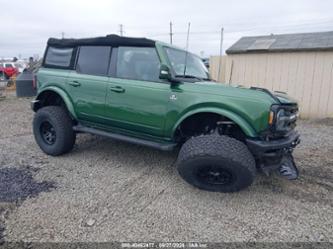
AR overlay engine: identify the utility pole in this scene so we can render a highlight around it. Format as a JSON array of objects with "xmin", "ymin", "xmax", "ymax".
[
  {"xmin": 169, "ymin": 21, "xmax": 173, "ymax": 44},
  {"xmin": 119, "ymin": 24, "xmax": 124, "ymax": 36},
  {"xmin": 61, "ymin": 32, "xmax": 65, "ymax": 39},
  {"xmin": 217, "ymin": 27, "xmax": 224, "ymax": 82}
]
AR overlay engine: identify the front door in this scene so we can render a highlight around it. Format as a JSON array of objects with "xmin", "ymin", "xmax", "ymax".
[{"xmin": 105, "ymin": 46, "xmax": 170, "ymax": 137}]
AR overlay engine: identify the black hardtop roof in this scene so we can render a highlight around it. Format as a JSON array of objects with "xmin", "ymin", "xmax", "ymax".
[{"xmin": 47, "ymin": 34, "xmax": 156, "ymax": 48}]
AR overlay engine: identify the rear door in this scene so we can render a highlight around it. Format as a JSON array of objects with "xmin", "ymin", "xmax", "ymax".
[
  {"xmin": 67, "ymin": 46, "xmax": 111, "ymax": 123},
  {"xmin": 105, "ymin": 46, "xmax": 170, "ymax": 137}
]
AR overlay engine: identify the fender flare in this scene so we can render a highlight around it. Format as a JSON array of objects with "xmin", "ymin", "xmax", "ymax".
[
  {"xmin": 36, "ymin": 86, "xmax": 77, "ymax": 119},
  {"xmin": 171, "ymin": 107, "xmax": 257, "ymax": 138}
]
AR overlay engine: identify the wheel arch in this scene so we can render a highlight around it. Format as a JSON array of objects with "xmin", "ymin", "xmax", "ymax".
[
  {"xmin": 34, "ymin": 87, "xmax": 77, "ymax": 120},
  {"xmin": 172, "ymin": 108, "xmax": 257, "ymax": 138}
]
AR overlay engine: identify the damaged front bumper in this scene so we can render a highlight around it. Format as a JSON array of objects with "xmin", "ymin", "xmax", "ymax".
[{"xmin": 246, "ymin": 130, "xmax": 300, "ymax": 179}]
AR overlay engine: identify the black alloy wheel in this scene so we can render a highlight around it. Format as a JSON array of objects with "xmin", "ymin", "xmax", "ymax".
[
  {"xmin": 197, "ymin": 166, "xmax": 235, "ymax": 185},
  {"xmin": 40, "ymin": 121, "xmax": 57, "ymax": 145}
]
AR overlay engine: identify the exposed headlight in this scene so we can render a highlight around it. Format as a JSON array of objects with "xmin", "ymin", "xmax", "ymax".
[
  {"xmin": 275, "ymin": 109, "xmax": 286, "ymax": 131},
  {"xmin": 269, "ymin": 105, "xmax": 298, "ymax": 133}
]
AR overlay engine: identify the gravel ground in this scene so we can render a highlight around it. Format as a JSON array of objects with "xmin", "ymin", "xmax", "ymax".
[{"xmin": 0, "ymin": 96, "xmax": 332, "ymax": 243}]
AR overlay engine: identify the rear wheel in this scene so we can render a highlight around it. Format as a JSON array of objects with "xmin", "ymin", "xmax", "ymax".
[
  {"xmin": 33, "ymin": 106, "xmax": 76, "ymax": 156},
  {"xmin": 176, "ymin": 135, "xmax": 256, "ymax": 192}
]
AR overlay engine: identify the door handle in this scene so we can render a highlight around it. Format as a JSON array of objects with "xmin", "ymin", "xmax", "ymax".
[
  {"xmin": 110, "ymin": 86, "xmax": 125, "ymax": 93},
  {"xmin": 68, "ymin": 81, "xmax": 81, "ymax": 87}
]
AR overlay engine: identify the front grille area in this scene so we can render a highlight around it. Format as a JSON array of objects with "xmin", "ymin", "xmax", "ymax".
[{"xmin": 265, "ymin": 103, "xmax": 299, "ymax": 140}]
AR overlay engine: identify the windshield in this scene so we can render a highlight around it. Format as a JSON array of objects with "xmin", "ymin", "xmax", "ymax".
[{"xmin": 164, "ymin": 47, "xmax": 209, "ymax": 80}]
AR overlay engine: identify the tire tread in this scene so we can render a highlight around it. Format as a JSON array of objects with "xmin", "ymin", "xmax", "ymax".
[
  {"xmin": 33, "ymin": 106, "xmax": 75, "ymax": 156},
  {"xmin": 177, "ymin": 135, "xmax": 256, "ymax": 192}
]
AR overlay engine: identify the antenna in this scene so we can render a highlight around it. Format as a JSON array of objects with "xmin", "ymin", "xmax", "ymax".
[
  {"xmin": 183, "ymin": 22, "xmax": 191, "ymax": 76},
  {"xmin": 217, "ymin": 27, "xmax": 224, "ymax": 82}
]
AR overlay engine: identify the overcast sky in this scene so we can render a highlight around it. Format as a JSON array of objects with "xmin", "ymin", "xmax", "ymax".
[{"xmin": 1, "ymin": 0, "xmax": 333, "ymax": 59}]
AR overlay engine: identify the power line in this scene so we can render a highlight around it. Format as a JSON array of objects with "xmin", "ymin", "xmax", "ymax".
[
  {"xmin": 148, "ymin": 24, "xmax": 333, "ymax": 40},
  {"xmin": 124, "ymin": 18, "xmax": 333, "ymax": 38},
  {"xmin": 124, "ymin": 17, "xmax": 333, "ymax": 31}
]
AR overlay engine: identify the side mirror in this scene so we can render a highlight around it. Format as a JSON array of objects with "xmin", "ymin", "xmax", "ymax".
[{"xmin": 159, "ymin": 64, "xmax": 171, "ymax": 80}]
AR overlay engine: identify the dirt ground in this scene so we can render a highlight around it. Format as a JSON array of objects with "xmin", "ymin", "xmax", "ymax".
[{"xmin": 0, "ymin": 95, "xmax": 332, "ymax": 243}]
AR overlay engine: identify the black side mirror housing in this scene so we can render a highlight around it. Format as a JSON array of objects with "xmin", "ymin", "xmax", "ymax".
[
  {"xmin": 159, "ymin": 64, "xmax": 171, "ymax": 80},
  {"xmin": 159, "ymin": 64, "xmax": 181, "ymax": 85}
]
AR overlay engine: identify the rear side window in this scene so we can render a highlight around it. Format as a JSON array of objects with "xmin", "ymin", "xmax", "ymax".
[
  {"xmin": 76, "ymin": 46, "xmax": 111, "ymax": 76},
  {"xmin": 116, "ymin": 47, "xmax": 161, "ymax": 82},
  {"xmin": 44, "ymin": 47, "xmax": 73, "ymax": 67}
]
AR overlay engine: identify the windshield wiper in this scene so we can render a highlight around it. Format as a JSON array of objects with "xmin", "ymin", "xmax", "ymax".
[{"xmin": 175, "ymin": 74, "xmax": 204, "ymax": 81}]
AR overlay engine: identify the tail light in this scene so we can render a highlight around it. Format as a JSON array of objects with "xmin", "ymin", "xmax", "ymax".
[{"xmin": 32, "ymin": 74, "xmax": 37, "ymax": 89}]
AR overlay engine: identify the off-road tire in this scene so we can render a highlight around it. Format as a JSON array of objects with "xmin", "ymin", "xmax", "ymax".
[
  {"xmin": 176, "ymin": 135, "xmax": 256, "ymax": 192},
  {"xmin": 33, "ymin": 106, "xmax": 76, "ymax": 156}
]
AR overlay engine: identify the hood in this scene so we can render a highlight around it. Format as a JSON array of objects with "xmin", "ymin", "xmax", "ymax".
[
  {"xmin": 273, "ymin": 91, "xmax": 298, "ymax": 105},
  {"xmin": 244, "ymin": 85, "xmax": 298, "ymax": 105},
  {"xmin": 194, "ymin": 81, "xmax": 297, "ymax": 105}
]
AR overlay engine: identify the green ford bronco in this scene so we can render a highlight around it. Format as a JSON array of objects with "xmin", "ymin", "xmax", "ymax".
[{"xmin": 31, "ymin": 35, "xmax": 300, "ymax": 192}]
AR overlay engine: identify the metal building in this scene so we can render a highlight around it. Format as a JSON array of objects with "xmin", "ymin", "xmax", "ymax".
[{"xmin": 210, "ymin": 31, "xmax": 333, "ymax": 118}]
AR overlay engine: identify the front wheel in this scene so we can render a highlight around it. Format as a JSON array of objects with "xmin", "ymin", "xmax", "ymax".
[
  {"xmin": 33, "ymin": 106, "xmax": 76, "ymax": 156},
  {"xmin": 176, "ymin": 135, "xmax": 256, "ymax": 192}
]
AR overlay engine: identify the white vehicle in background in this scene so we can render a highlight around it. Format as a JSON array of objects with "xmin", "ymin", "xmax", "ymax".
[{"xmin": 15, "ymin": 62, "xmax": 27, "ymax": 73}]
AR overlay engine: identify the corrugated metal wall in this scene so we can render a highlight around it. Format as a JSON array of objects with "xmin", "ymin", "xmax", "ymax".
[{"xmin": 210, "ymin": 52, "xmax": 333, "ymax": 118}]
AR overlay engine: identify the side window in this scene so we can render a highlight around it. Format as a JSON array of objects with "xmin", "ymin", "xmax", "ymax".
[
  {"xmin": 76, "ymin": 46, "xmax": 111, "ymax": 76},
  {"xmin": 116, "ymin": 47, "xmax": 160, "ymax": 82},
  {"xmin": 44, "ymin": 47, "xmax": 73, "ymax": 67}
]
